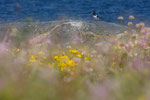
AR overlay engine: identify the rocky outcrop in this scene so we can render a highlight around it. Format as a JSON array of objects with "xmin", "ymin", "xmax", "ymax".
[
  {"xmin": 29, "ymin": 20, "xmax": 129, "ymax": 45},
  {"xmin": 0, "ymin": 20, "xmax": 129, "ymax": 45}
]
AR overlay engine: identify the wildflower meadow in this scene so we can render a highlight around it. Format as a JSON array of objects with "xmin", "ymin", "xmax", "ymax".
[{"xmin": 0, "ymin": 16, "xmax": 150, "ymax": 100}]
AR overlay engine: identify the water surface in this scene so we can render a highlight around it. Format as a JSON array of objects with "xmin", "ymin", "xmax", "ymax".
[{"xmin": 0, "ymin": 0, "xmax": 150, "ymax": 24}]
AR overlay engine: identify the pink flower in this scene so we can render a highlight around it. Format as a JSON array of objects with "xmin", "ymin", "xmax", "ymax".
[
  {"xmin": 73, "ymin": 35, "xmax": 81, "ymax": 41},
  {"xmin": 0, "ymin": 43, "xmax": 9, "ymax": 56},
  {"xmin": 125, "ymin": 44, "xmax": 129, "ymax": 49},
  {"xmin": 141, "ymin": 40, "xmax": 146, "ymax": 48},
  {"xmin": 132, "ymin": 58, "xmax": 149, "ymax": 71},
  {"xmin": 45, "ymin": 39, "xmax": 52, "ymax": 44},
  {"xmin": 83, "ymin": 67, "xmax": 90, "ymax": 72}
]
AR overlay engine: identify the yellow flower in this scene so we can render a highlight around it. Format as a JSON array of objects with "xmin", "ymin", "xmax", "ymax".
[
  {"xmin": 58, "ymin": 63, "xmax": 67, "ymax": 67},
  {"xmin": 67, "ymin": 60, "xmax": 75, "ymax": 67},
  {"xmin": 29, "ymin": 55, "xmax": 36, "ymax": 63},
  {"xmin": 113, "ymin": 45, "xmax": 119, "ymax": 51},
  {"xmin": 92, "ymin": 35, "xmax": 101, "ymax": 40},
  {"xmin": 31, "ymin": 55, "xmax": 34, "ymax": 59},
  {"xmin": 54, "ymin": 56, "xmax": 59, "ymax": 60},
  {"xmin": 16, "ymin": 48, "xmax": 20, "ymax": 52},
  {"xmin": 61, "ymin": 67, "xmax": 65, "ymax": 71},
  {"xmin": 77, "ymin": 54, "xmax": 82, "ymax": 58},
  {"xmin": 11, "ymin": 48, "xmax": 20, "ymax": 56},
  {"xmin": 52, "ymin": 54, "xmax": 76, "ymax": 72},
  {"xmin": 70, "ymin": 49, "xmax": 80, "ymax": 54},
  {"xmin": 39, "ymin": 62, "xmax": 43, "ymax": 65},
  {"xmin": 29, "ymin": 59, "xmax": 36, "ymax": 63},
  {"xmin": 59, "ymin": 55, "xmax": 69, "ymax": 59},
  {"xmin": 84, "ymin": 57, "xmax": 89, "ymax": 60},
  {"xmin": 52, "ymin": 63, "xmax": 56, "ymax": 66}
]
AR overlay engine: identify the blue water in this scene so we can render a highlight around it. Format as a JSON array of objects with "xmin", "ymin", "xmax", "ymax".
[{"xmin": 0, "ymin": 0, "xmax": 150, "ymax": 24}]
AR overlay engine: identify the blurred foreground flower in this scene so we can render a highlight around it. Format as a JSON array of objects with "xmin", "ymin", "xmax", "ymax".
[
  {"xmin": 141, "ymin": 40, "xmax": 146, "ymax": 48},
  {"xmin": 0, "ymin": 43, "xmax": 9, "ymax": 56}
]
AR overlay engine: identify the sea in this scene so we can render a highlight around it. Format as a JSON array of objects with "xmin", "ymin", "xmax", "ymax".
[{"xmin": 0, "ymin": 0, "xmax": 150, "ymax": 25}]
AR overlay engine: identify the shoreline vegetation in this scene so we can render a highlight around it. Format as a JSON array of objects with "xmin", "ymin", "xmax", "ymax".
[{"xmin": 0, "ymin": 17, "xmax": 150, "ymax": 100}]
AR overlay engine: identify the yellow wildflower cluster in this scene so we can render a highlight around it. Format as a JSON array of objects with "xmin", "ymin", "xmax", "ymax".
[
  {"xmin": 70, "ymin": 49, "xmax": 90, "ymax": 61},
  {"xmin": 53, "ymin": 55, "xmax": 75, "ymax": 71},
  {"xmin": 11, "ymin": 48, "xmax": 20, "ymax": 56},
  {"xmin": 69, "ymin": 49, "xmax": 80, "ymax": 54},
  {"xmin": 25, "ymin": 49, "xmax": 90, "ymax": 71},
  {"xmin": 70, "ymin": 49, "xmax": 82, "ymax": 58},
  {"xmin": 26, "ymin": 55, "xmax": 38, "ymax": 66},
  {"xmin": 29, "ymin": 55, "xmax": 38, "ymax": 63},
  {"xmin": 27, "ymin": 53, "xmax": 47, "ymax": 66}
]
